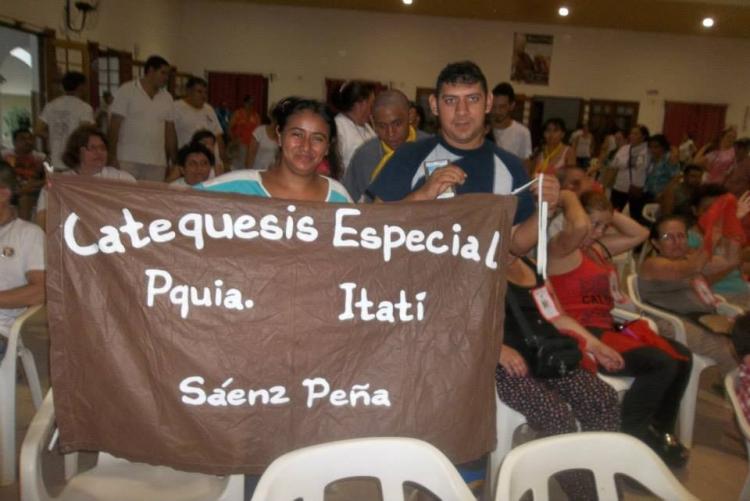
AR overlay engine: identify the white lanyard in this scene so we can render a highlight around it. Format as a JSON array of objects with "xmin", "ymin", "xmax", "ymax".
[{"xmin": 510, "ymin": 175, "xmax": 548, "ymax": 278}]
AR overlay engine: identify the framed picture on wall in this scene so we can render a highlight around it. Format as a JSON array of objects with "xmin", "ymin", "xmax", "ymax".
[{"xmin": 511, "ymin": 33, "xmax": 553, "ymax": 86}]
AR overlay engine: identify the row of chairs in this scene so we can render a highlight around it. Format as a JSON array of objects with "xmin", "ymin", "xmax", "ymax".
[
  {"xmin": 4, "ymin": 269, "xmax": 749, "ymax": 500},
  {"xmin": 20, "ymin": 390, "xmax": 700, "ymax": 501}
]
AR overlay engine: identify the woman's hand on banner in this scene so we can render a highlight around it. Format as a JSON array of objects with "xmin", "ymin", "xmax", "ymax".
[{"xmin": 531, "ymin": 173, "xmax": 560, "ymax": 211}]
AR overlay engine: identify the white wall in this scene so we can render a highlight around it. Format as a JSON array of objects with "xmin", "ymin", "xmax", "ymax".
[
  {"xmin": 3, "ymin": 0, "xmax": 749, "ymax": 135},
  {"xmin": 176, "ymin": 1, "xmax": 750, "ymax": 134},
  {"xmin": 0, "ymin": 0, "xmax": 182, "ymax": 62}
]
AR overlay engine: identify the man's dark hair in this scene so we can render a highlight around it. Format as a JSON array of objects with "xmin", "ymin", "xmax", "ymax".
[
  {"xmin": 144, "ymin": 55, "xmax": 170, "ymax": 74},
  {"xmin": 186, "ymin": 76, "xmax": 208, "ymax": 90},
  {"xmin": 636, "ymin": 124, "xmax": 650, "ymax": 142},
  {"xmin": 492, "ymin": 82, "xmax": 515, "ymax": 102},
  {"xmin": 435, "ymin": 61, "xmax": 487, "ymax": 96},
  {"xmin": 648, "ymin": 133, "xmax": 670, "ymax": 151},
  {"xmin": 62, "ymin": 71, "xmax": 86, "ymax": 92},
  {"xmin": 191, "ymin": 129, "xmax": 217, "ymax": 145},
  {"xmin": 178, "ymin": 141, "xmax": 215, "ymax": 167},
  {"xmin": 12, "ymin": 128, "xmax": 32, "ymax": 143}
]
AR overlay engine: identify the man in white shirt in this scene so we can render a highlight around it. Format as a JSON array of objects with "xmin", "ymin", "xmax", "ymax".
[
  {"xmin": 171, "ymin": 77, "xmax": 225, "ymax": 178},
  {"xmin": 108, "ymin": 55, "xmax": 177, "ymax": 182},
  {"xmin": 490, "ymin": 82, "xmax": 532, "ymax": 160},
  {"xmin": 35, "ymin": 71, "xmax": 94, "ymax": 170},
  {"xmin": 0, "ymin": 163, "xmax": 45, "ymax": 360}
]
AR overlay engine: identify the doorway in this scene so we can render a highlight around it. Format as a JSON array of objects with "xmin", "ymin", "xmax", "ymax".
[
  {"xmin": 0, "ymin": 25, "xmax": 41, "ymax": 148},
  {"xmin": 528, "ymin": 96, "xmax": 583, "ymax": 149}
]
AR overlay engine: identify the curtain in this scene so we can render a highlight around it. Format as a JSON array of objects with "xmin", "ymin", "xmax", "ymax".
[
  {"xmin": 663, "ymin": 102, "xmax": 727, "ymax": 149},
  {"xmin": 207, "ymin": 72, "xmax": 269, "ymax": 121}
]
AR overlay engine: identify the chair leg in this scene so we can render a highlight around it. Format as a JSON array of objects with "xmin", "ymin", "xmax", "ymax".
[
  {"xmin": 18, "ymin": 346, "xmax": 42, "ymax": 410},
  {"xmin": 678, "ymin": 358, "xmax": 710, "ymax": 449},
  {"xmin": 0, "ymin": 370, "xmax": 17, "ymax": 486}
]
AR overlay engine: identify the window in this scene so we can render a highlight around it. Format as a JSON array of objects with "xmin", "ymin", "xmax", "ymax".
[{"xmin": 97, "ymin": 53, "xmax": 120, "ymax": 98}]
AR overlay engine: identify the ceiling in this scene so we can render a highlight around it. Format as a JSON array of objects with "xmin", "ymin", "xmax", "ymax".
[{"xmin": 239, "ymin": 0, "xmax": 750, "ymax": 39}]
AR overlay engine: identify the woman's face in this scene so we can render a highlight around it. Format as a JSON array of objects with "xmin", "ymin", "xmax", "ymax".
[
  {"xmin": 652, "ymin": 219, "xmax": 688, "ymax": 260},
  {"xmin": 181, "ymin": 152, "xmax": 212, "ymax": 186},
  {"xmin": 278, "ymin": 110, "xmax": 330, "ymax": 176},
  {"xmin": 583, "ymin": 208, "xmax": 613, "ymax": 247},
  {"xmin": 721, "ymin": 129, "xmax": 737, "ymax": 149},
  {"xmin": 648, "ymin": 141, "xmax": 665, "ymax": 160},
  {"xmin": 629, "ymin": 127, "xmax": 644, "ymax": 146},
  {"xmin": 79, "ymin": 135, "xmax": 108, "ymax": 172},
  {"xmin": 544, "ymin": 123, "xmax": 564, "ymax": 146}
]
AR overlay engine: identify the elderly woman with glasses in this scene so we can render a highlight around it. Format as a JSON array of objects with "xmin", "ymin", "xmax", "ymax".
[
  {"xmin": 35, "ymin": 124, "xmax": 135, "ymax": 230},
  {"xmin": 640, "ymin": 213, "xmax": 738, "ymax": 377}
]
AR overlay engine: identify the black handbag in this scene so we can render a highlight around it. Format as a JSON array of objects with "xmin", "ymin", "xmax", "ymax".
[{"xmin": 506, "ymin": 286, "xmax": 582, "ymax": 378}]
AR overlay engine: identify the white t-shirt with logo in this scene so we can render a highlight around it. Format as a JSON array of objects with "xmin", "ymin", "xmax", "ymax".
[
  {"xmin": 0, "ymin": 218, "xmax": 45, "ymax": 336},
  {"xmin": 39, "ymin": 95, "xmax": 94, "ymax": 170},
  {"xmin": 36, "ymin": 167, "xmax": 136, "ymax": 212},
  {"xmin": 492, "ymin": 120, "xmax": 532, "ymax": 160},
  {"xmin": 173, "ymin": 100, "xmax": 223, "ymax": 147},
  {"xmin": 110, "ymin": 79, "xmax": 175, "ymax": 166}
]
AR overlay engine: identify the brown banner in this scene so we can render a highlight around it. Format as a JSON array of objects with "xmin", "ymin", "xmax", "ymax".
[{"xmin": 46, "ymin": 175, "xmax": 516, "ymax": 474}]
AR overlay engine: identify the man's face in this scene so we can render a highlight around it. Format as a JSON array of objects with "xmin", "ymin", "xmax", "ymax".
[
  {"xmin": 490, "ymin": 95, "xmax": 513, "ymax": 127},
  {"xmin": 430, "ymin": 82, "xmax": 491, "ymax": 148},
  {"xmin": 373, "ymin": 105, "xmax": 410, "ymax": 151},
  {"xmin": 148, "ymin": 65, "xmax": 171, "ymax": 88},
  {"xmin": 13, "ymin": 132, "xmax": 34, "ymax": 155},
  {"xmin": 186, "ymin": 84, "xmax": 207, "ymax": 108}
]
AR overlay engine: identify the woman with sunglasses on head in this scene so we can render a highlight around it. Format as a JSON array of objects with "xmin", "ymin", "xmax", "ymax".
[
  {"xmin": 640, "ymin": 213, "xmax": 739, "ymax": 377},
  {"xmin": 197, "ymin": 97, "xmax": 351, "ymax": 203},
  {"xmin": 547, "ymin": 190, "xmax": 693, "ymax": 466}
]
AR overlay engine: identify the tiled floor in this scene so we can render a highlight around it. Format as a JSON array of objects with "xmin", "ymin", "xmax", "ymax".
[{"xmin": 1, "ymin": 311, "xmax": 747, "ymax": 500}]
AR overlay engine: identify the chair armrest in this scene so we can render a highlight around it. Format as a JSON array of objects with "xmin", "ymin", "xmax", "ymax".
[
  {"xmin": 611, "ymin": 308, "xmax": 658, "ymax": 332},
  {"xmin": 19, "ymin": 389, "xmax": 56, "ymax": 500}
]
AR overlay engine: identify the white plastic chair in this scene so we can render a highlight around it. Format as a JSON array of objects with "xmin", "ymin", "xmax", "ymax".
[
  {"xmin": 249, "ymin": 437, "xmax": 475, "ymax": 501},
  {"xmin": 626, "ymin": 273, "xmax": 718, "ymax": 448},
  {"xmin": 495, "ymin": 432, "xmax": 700, "ymax": 501},
  {"xmin": 724, "ymin": 369, "xmax": 750, "ymax": 501},
  {"xmin": 20, "ymin": 390, "xmax": 244, "ymax": 501},
  {"xmin": 642, "ymin": 203, "xmax": 661, "ymax": 224},
  {"xmin": 0, "ymin": 304, "xmax": 43, "ymax": 486}
]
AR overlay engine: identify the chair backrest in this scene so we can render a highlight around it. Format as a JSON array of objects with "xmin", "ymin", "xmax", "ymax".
[
  {"xmin": 725, "ymin": 370, "xmax": 750, "ymax": 445},
  {"xmin": 642, "ymin": 203, "xmax": 661, "ymax": 224},
  {"xmin": 250, "ymin": 437, "xmax": 475, "ymax": 501},
  {"xmin": 496, "ymin": 432, "xmax": 699, "ymax": 501}
]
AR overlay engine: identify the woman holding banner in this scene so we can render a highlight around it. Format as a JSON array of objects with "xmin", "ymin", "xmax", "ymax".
[
  {"xmin": 547, "ymin": 190, "xmax": 693, "ymax": 467},
  {"xmin": 197, "ymin": 97, "xmax": 351, "ymax": 203}
]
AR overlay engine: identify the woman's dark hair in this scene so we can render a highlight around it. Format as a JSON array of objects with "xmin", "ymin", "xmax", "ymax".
[
  {"xmin": 542, "ymin": 118, "xmax": 567, "ymax": 141},
  {"xmin": 333, "ymin": 81, "xmax": 375, "ymax": 113},
  {"xmin": 62, "ymin": 124, "xmax": 108, "ymax": 169},
  {"xmin": 191, "ymin": 129, "xmax": 216, "ymax": 145},
  {"xmin": 580, "ymin": 190, "xmax": 613, "ymax": 214},
  {"xmin": 650, "ymin": 214, "xmax": 688, "ymax": 241},
  {"xmin": 683, "ymin": 163, "xmax": 703, "ymax": 177},
  {"xmin": 691, "ymin": 183, "xmax": 727, "ymax": 209},
  {"xmin": 178, "ymin": 142, "xmax": 215, "ymax": 167},
  {"xmin": 0, "ymin": 161, "xmax": 18, "ymax": 194},
  {"xmin": 648, "ymin": 133, "xmax": 670, "ymax": 151},
  {"xmin": 409, "ymin": 101, "xmax": 426, "ymax": 128},
  {"xmin": 272, "ymin": 97, "xmax": 343, "ymax": 179},
  {"xmin": 634, "ymin": 124, "xmax": 650, "ymax": 142}
]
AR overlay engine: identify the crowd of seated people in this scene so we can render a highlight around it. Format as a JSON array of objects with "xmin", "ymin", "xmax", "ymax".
[{"xmin": 6, "ymin": 53, "xmax": 750, "ymax": 499}]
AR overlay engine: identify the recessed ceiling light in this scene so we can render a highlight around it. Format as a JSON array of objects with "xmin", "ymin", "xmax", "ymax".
[
  {"xmin": 402, "ymin": 0, "xmax": 413, "ymax": 5},
  {"xmin": 558, "ymin": 6, "xmax": 570, "ymax": 17},
  {"xmin": 702, "ymin": 17, "xmax": 715, "ymax": 28}
]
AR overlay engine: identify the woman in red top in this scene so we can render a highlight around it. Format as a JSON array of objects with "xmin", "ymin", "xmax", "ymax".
[{"xmin": 548, "ymin": 190, "xmax": 693, "ymax": 466}]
